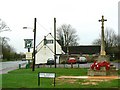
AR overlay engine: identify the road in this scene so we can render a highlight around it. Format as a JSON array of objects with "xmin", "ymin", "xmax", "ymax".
[
  {"xmin": 0, "ymin": 61, "xmax": 28, "ymax": 74},
  {"xmin": 0, "ymin": 61, "xmax": 119, "ymax": 74}
]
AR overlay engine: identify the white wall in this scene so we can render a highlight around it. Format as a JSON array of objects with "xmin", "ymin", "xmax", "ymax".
[{"xmin": 35, "ymin": 34, "xmax": 64, "ymax": 64}]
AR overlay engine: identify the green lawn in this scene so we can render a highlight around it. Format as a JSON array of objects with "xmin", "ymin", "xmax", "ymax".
[{"xmin": 1, "ymin": 68, "xmax": 120, "ymax": 88}]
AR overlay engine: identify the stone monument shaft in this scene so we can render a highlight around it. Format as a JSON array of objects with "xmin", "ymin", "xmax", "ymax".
[{"xmin": 99, "ymin": 15, "xmax": 107, "ymax": 56}]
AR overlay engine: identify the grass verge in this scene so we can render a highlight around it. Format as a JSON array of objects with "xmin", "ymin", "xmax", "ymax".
[{"xmin": 1, "ymin": 68, "xmax": 120, "ymax": 88}]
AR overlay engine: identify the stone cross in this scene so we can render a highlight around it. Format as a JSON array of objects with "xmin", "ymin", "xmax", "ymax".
[{"xmin": 98, "ymin": 15, "xmax": 107, "ymax": 56}]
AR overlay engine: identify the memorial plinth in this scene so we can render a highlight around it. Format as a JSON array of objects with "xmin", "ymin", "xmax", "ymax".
[{"xmin": 88, "ymin": 65, "xmax": 118, "ymax": 76}]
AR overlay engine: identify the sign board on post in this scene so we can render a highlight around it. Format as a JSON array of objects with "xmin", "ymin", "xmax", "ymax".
[
  {"xmin": 24, "ymin": 39, "xmax": 33, "ymax": 48},
  {"xmin": 38, "ymin": 72, "xmax": 56, "ymax": 87},
  {"xmin": 26, "ymin": 52, "xmax": 32, "ymax": 60}
]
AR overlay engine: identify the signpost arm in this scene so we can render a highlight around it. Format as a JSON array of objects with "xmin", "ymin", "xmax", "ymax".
[
  {"xmin": 38, "ymin": 72, "xmax": 40, "ymax": 86},
  {"xmin": 38, "ymin": 77, "xmax": 40, "ymax": 86},
  {"xmin": 28, "ymin": 48, "xmax": 30, "ymax": 66},
  {"xmin": 28, "ymin": 48, "xmax": 30, "ymax": 52}
]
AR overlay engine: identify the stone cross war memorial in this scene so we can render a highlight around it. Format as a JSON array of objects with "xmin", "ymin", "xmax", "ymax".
[{"xmin": 88, "ymin": 15, "xmax": 118, "ymax": 76}]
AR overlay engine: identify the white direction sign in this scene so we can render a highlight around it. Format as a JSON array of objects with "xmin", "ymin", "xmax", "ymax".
[
  {"xmin": 39, "ymin": 73, "xmax": 55, "ymax": 78},
  {"xmin": 38, "ymin": 72, "xmax": 56, "ymax": 86}
]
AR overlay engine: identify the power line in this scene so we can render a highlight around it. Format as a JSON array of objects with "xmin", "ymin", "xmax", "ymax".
[{"xmin": 36, "ymin": 21, "xmax": 50, "ymax": 33}]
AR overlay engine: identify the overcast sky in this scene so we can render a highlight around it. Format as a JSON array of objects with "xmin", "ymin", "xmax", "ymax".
[{"xmin": 0, "ymin": 0, "xmax": 119, "ymax": 53}]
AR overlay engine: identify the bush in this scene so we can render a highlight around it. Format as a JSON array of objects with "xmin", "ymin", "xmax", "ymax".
[{"xmin": 61, "ymin": 61, "xmax": 66, "ymax": 64}]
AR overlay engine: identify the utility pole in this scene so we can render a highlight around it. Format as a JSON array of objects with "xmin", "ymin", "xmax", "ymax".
[
  {"xmin": 54, "ymin": 18, "xmax": 56, "ymax": 68},
  {"xmin": 32, "ymin": 18, "xmax": 37, "ymax": 71},
  {"xmin": 98, "ymin": 15, "xmax": 107, "ymax": 56}
]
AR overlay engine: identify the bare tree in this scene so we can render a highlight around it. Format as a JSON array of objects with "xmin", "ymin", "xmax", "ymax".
[
  {"xmin": 0, "ymin": 19, "xmax": 11, "ymax": 32},
  {"xmin": 105, "ymin": 29, "xmax": 118, "ymax": 47},
  {"xmin": 92, "ymin": 28, "xmax": 118, "ymax": 47},
  {"xmin": 92, "ymin": 38, "xmax": 101, "ymax": 45},
  {"xmin": 57, "ymin": 24, "xmax": 79, "ymax": 47},
  {"xmin": 0, "ymin": 37, "xmax": 10, "ymax": 59}
]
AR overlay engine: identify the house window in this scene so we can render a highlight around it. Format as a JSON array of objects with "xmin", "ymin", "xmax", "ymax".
[{"xmin": 47, "ymin": 40, "xmax": 53, "ymax": 44}]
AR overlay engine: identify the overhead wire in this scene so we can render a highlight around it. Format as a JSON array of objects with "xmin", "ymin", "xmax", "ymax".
[
  {"xmin": 36, "ymin": 20, "xmax": 50, "ymax": 33},
  {"xmin": 35, "ymin": 19, "xmax": 56, "ymax": 55},
  {"xmin": 36, "ymin": 20, "xmax": 58, "ymax": 44}
]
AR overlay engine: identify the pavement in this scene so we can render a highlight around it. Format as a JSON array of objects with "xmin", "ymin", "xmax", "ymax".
[{"xmin": 0, "ymin": 67, "xmax": 18, "ymax": 74}]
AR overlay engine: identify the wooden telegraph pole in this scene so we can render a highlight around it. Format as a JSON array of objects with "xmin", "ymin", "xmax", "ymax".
[
  {"xmin": 54, "ymin": 18, "xmax": 56, "ymax": 68},
  {"xmin": 32, "ymin": 18, "xmax": 37, "ymax": 71}
]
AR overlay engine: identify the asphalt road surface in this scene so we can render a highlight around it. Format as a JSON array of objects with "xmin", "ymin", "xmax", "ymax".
[
  {"xmin": 0, "ymin": 61, "xmax": 27, "ymax": 74},
  {"xmin": 0, "ymin": 61, "xmax": 119, "ymax": 74}
]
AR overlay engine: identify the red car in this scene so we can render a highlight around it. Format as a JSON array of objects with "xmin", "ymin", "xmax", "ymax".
[
  {"xmin": 67, "ymin": 57, "xmax": 77, "ymax": 64},
  {"xmin": 91, "ymin": 60, "xmax": 110, "ymax": 70}
]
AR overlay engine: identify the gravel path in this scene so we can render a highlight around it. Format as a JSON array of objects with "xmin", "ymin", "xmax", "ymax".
[{"xmin": 57, "ymin": 76, "xmax": 120, "ymax": 79}]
